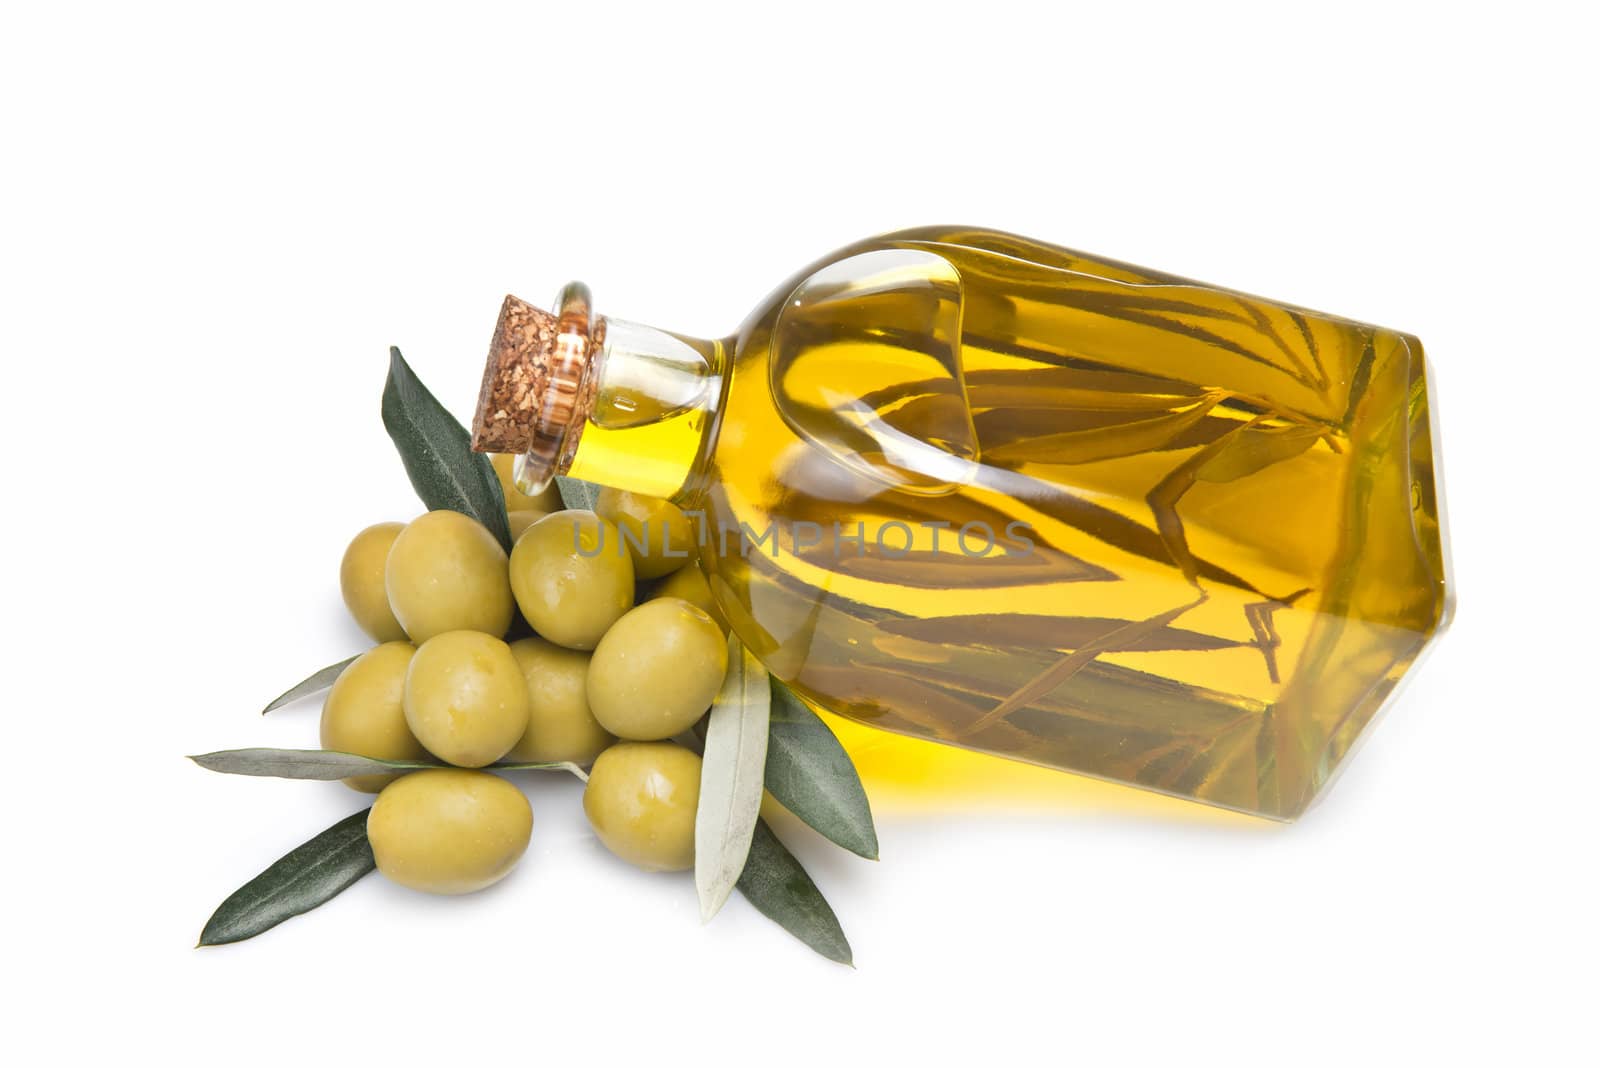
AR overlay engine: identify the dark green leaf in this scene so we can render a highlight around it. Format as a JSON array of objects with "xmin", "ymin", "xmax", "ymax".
[
  {"xmin": 382, "ymin": 346, "xmax": 513, "ymax": 551},
  {"xmin": 736, "ymin": 819, "xmax": 853, "ymax": 966},
  {"xmin": 555, "ymin": 475, "xmax": 601, "ymax": 511},
  {"xmin": 189, "ymin": 748, "xmax": 580, "ymax": 780},
  {"xmin": 261, "ymin": 655, "xmax": 358, "ymax": 714},
  {"xmin": 198, "ymin": 809, "xmax": 375, "ymax": 946},
  {"xmin": 765, "ymin": 680, "xmax": 879, "ymax": 860}
]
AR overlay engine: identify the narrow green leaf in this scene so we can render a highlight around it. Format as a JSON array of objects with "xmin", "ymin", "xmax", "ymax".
[
  {"xmin": 1195, "ymin": 423, "xmax": 1324, "ymax": 483},
  {"xmin": 737, "ymin": 819, "xmax": 852, "ymax": 966},
  {"xmin": 382, "ymin": 346, "xmax": 514, "ymax": 551},
  {"xmin": 261, "ymin": 655, "xmax": 358, "ymax": 714},
  {"xmin": 555, "ymin": 475, "xmax": 601, "ymax": 511},
  {"xmin": 765, "ymin": 680, "xmax": 879, "ymax": 860},
  {"xmin": 696, "ymin": 637, "xmax": 771, "ymax": 921},
  {"xmin": 198, "ymin": 809, "xmax": 375, "ymax": 946},
  {"xmin": 189, "ymin": 748, "xmax": 580, "ymax": 781}
]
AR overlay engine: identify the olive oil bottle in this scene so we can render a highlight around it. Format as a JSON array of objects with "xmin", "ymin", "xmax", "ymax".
[{"xmin": 472, "ymin": 226, "xmax": 1451, "ymax": 820}]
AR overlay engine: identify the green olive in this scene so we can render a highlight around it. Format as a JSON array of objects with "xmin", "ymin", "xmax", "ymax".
[
  {"xmin": 586, "ymin": 598, "xmax": 727, "ymax": 740},
  {"xmin": 339, "ymin": 522, "xmax": 407, "ymax": 642},
  {"xmin": 403, "ymin": 631, "xmax": 530, "ymax": 767},
  {"xmin": 507, "ymin": 509, "xmax": 548, "ymax": 542},
  {"xmin": 320, "ymin": 642, "xmax": 428, "ymax": 792},
  {"xmin": 506, "ymin": 637, "xmax": 614, "ymax": 764},
  {"xmin": 594, "ymin": 488, "xmax": 696, "ymax": 580},
  {"xmin": 368, "ymin": 769, "xmax": 532, "ymax": 894},
  {"xmin": 509, "ymin": 510, "xmax": 634, "ymax": 650},
  {"xmin": 384, "ymin": 510, "xmax": 514, "ymax": 643},
  {"xmin": 582, "ymin": 742, "xmax": 702, "ymax": 872},
  {"xmin": 492, "ymin": 453, "xmax": 564, "ymax": 514},
  {"xmin": 644, "ymin": 564, "xmax": 725, "ymax": 631}
]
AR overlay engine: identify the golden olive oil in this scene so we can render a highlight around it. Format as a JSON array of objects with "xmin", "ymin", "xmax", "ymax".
[{"xmin": 547, "ymin": 227, "xmax": 1450, "ymax": 819}]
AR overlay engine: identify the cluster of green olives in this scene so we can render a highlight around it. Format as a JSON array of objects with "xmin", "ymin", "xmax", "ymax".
[{"xmin": 328, "ymin": 456, "xmax": 729, "ymax": 894}]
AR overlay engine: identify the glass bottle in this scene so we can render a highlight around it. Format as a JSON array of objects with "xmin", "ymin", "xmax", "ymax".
[{"xmin": 472, "ymin": 226, "xmax": 1452, "ymax": 820}]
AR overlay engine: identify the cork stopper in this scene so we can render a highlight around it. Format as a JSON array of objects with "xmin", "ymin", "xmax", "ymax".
[
  {"xmin": 471, "ymin": 295, "xmax": 557, "ymax": 455},
  {"xmin": 471, "ymin": 285, "xmax": 604, "ymax": 492}
]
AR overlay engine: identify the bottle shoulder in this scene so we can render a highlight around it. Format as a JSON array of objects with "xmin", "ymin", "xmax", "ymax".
[{"xmin": 735, "ymin": 227, "xmax": 1194, "ymax": 343}]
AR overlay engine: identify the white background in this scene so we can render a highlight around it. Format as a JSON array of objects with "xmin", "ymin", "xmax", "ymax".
[{"xmin": 3, "ymin": 2, "xmax": 1594, "ymax": 1064}]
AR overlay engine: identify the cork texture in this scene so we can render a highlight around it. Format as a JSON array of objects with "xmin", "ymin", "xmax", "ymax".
[{"xmin": 471, "ymin": 295, "xmax": 558, "ymax": 454}]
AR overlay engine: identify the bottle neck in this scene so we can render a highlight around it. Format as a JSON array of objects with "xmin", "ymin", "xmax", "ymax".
[
  {"xmin": 561, "ymin": 317, "xmax": 723, "ymax": 502},
  {"xmin": 471, "ymin": 283, "xmax": 723, "ymax": 503}
]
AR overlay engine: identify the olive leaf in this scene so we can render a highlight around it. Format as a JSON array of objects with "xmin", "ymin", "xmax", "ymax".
[
  {"xmin": 198, "ymin": 808, "xmax": 375, "ymax": 946},
  {"xmin": 260, "ymin": 655, "xmax": 358, "ymax": 714},
  {"xmin": 382, "ymin": 346, "xmax": 514, "ymax": 551},
  {"xmin": 555, "ymin": 475, "xmax": 601, "ymax": 511},
  {"xmin": 765, "ymin": 680, "xmax": 879, "ymax": 860},
  {"xmin": 189, "ymin": 748, "xmax": 581, "ymax": 781},
  {"xmin": 696, "ymin": 636, "xmax": 771, "ymax": 921},
  {"xmin": 737, "ymin": 819, "xmax": 852, "ymax": 966}
]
